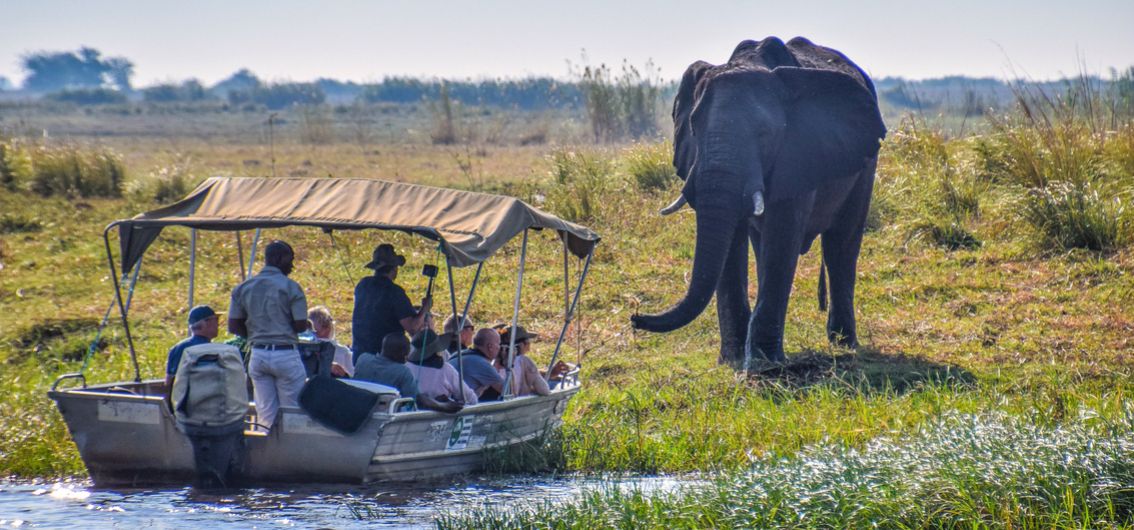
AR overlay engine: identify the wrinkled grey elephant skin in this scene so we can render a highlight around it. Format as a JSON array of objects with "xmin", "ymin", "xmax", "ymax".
[{"xmin": 631, "ymin": 37, "xmax": 886, "ymax": 365}]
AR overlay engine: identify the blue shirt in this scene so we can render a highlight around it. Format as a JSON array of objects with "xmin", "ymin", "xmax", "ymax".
[
  {"xmin": 353, "ymin": 353, "xmax": 418, "ymax": 398},
  {"xmin": 351, "ymin": 275, "xmax": 415, "ymax": 362},
  {"xmin": 450, "ymin": 349, "xmax": 504, "ymax": 397},
  {"xmin": 166, "ymin": 334, "xmax": 211, "ymax": 377}
]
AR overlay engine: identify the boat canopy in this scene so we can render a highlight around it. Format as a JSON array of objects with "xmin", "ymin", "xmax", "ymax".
[{"xmin": 112, "ymin": 176, "xmax": 600, "ymax": 271}]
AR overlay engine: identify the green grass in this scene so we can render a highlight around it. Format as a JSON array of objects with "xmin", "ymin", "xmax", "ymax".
[
  {"xmin": 0, "ymin": 93, "xmax": 1132, "ymax": 529},
  {"xmin": 439, "ymin": 405, "xmax": 1134, "ymax": 529}
]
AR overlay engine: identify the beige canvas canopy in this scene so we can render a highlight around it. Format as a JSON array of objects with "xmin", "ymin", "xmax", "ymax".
[{"xmin": 111, "ymin": 176, "xmax": 599, "ymax": 271}]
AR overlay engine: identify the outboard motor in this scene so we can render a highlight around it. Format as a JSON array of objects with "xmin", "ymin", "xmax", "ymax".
[{"xmin": 171, "ymin": 343, "xmax": 249, "ymax": 488}]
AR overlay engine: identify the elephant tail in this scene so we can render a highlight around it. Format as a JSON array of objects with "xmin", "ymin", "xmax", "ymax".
[{"xmin": 818, "ymin": 253, "xmax": 828, "ymax": 312}]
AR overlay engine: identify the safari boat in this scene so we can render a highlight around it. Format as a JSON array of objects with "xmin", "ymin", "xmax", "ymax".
[{"xmin": 48, "ymin": 176, "xmax": 598, "ymax": 486}]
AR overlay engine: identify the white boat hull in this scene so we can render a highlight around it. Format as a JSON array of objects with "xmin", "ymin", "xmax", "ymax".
[{"xmin": 49, "ymin": 379, "xmax": 578, "ymax": 486}]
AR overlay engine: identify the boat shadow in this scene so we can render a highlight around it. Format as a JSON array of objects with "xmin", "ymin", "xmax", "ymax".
[{"xmin": 744, "ymin": 346, "xmax": 976, "ymax": 395}]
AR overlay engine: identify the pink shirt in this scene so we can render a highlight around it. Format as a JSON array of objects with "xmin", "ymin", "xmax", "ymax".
[
  {"xmin": 407, "ymin": 361, "xmax": 478, "ymax": 405},
  {"xmin": 499, "ymin": 354, "xmax": 550, "ymax": 397}
]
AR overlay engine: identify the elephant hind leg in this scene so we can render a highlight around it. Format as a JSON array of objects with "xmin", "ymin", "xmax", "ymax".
[{"xmin": 821, "ymin": 163, "xmax": 876, "ymax": 348}]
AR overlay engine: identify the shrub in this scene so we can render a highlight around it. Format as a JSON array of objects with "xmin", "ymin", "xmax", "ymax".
[
  {"xmin": 575, "ymin": 58, "xmax": 665, "ymax": 143},
  {"xmin": 910, "ymin": 220, "xmax": 982, "ymax": 250},
  {"xmin": 28, "ymin": 145, "xmax": 125, "ymax": 198},
  {"xmin": 142, "ymin": 80, "xmax": 209, "ymax": 103},
  {"xmin": 1021, "ymin": 181, "xmax": 1125, "ymax": 252},
  {"xmin": 543, "ymin": 149, "xmax": 614, "ymax": 223},
  {"xmin": 0, "ymin": 214, "xmax": 43, "ymax": 233},
  {"xmin": 126, "ymin": 159, "xmax": 200, "ymax": 204},
  {"xmin": 228, "ymin": 82, "xmax": 324, "ymax": 110},
  {"xmin": 623, "ymin": 141, "xmax": 676, "ymax": 192},
  {"xmin": 430, "ymin": 83, "xmax": 457, "ymax": 145},
  {"xmin": 298, "ymin": 105, "xmax": 335, "ymax": 145},
  {"xmin": 44, "ymin": 88, "xmax": 127, "ymax": 105},
  {"xmin": 0, "ymin": 140, "xmax": 14, "ymax": 190},
  {"xmin": 976, "ymin": 120, "xmax": 1106, "ymax": 188}
]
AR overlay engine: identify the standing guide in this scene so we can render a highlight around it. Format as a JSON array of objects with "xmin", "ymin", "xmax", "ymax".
[{"xmin": 228, "ymin": 240, "xmax": 309, "ymax": 430}]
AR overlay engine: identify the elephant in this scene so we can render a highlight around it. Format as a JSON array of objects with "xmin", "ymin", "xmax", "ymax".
[{"xmin": 631, "ymin": 37, "xmax": 886, "ymax": 366}]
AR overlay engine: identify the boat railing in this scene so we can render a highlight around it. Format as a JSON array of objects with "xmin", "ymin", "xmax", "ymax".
[
  {"xmin": 387, "ymin": 397, "xmax": 417, "ymax": 414},
  {"xmin": 52, "ymin": 372, "xmax": 87, "ymax": 391}
]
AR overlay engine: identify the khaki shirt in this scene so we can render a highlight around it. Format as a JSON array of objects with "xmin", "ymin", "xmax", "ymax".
[{"xmin": 229, "ymin": 265, "xmax": 307, "ymax": 345}]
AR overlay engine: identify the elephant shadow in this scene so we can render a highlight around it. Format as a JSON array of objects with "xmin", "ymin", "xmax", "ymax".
[{"xmin": 744, "ymin": 347, "xmax": 975, "ymax": 395}]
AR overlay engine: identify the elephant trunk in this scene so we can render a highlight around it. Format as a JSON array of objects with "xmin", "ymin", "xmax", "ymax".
[{"xmin": 632, "ymin": 202, "xmax": 740, "ymax": 332}]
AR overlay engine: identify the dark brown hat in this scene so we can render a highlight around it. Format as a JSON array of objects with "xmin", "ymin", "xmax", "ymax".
[
  {"xmin": 499, "ymin": 324, "xmax": 537, "ymax": 345},
  {"xmin": 365, "ymin": 243, "xmax": 406, "ymax": 270},
  {"xmin": 408, "ymin": 329, "xmax": 456, "ymax": 362}
]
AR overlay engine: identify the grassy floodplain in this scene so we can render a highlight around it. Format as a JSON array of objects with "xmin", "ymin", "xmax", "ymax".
[{"xmin": 2, "ymin": 85, "xmax": 1134, "ymax": 528}]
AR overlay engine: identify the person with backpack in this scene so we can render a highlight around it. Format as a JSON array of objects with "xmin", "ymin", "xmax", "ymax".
[{"xmin": 165, "ymin": 305, "xmax": 219, "ymax": 387}]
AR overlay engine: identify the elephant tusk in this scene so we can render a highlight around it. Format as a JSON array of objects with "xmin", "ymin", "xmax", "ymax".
[
  {"xmin": 659, "ymin": 194, "xmax": 688, "ymax": 216},
  {"xmin": 752, "ymin": 191, "xmax": 765, "ymax": 216}
]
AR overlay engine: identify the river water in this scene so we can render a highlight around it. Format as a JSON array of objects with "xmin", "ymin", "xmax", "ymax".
[{"xmin": 0, "ymin": 475, "xmax": 696, "ymax": 529}]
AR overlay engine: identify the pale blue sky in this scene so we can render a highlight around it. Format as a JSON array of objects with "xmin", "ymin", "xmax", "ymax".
[{"xmin": 2, "ymin": 0, "xmax": 1131, "ymax": 86}]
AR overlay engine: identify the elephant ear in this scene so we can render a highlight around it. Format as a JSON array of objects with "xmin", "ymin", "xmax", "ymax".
[
  {"xmin": 672, "ymin": 61, "xmax": 714, "ymax": 182},
  {"xmin": 767, "ymin": 66, "xmax": 886, "ymax": 201}
]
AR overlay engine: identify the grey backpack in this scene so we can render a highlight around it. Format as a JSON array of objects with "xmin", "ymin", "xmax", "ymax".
[{"xmin": 172, "ymin": 343, "xmax": 249, "ymax": 428}]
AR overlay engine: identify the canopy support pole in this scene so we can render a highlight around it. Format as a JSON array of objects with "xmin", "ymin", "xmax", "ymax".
[
  {"xmin": 459, "ymin": 262, "xmax": 483, "ymax": 334},
  {"xmin": 452, "ymin": 261, "xmax": 484, "ymax": 395},
  {"xmin": 546, "ymin": 250, "xmax": 592, "ymax": 389},
  {"xmin": 563, "ymin": 237, "xmax": 570, "ymax": 319},
  {"xmin": 503, "ymin": 229, "xmax": 528, "ymax": 398},
  {"xmin": 444, "ymin": 255, "xmax": 464, "ymax": 399},
  {"xmin": 188, "ymin": 228, "xmax": 197, "ymax": 318},
  {"xmin": 235, "ymin": 231, "xmax": 246, "ymax": 282},
  {"xmin": 247, "ymin": 228, "xmax": 262, "ymax": 277},
  {"xmin": 103, "ymin": 226, "xmax": 141, "ymax": 383},
  {"xmin": 81, "ymin": 257, "xmax": 142, "ymax": 378}
]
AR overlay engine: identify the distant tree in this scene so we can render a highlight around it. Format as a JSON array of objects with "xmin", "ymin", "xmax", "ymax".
[
  {"xmin": 143, "ymin": 79, "xmax": 209, "ymax": 103},
  {"xmin": 21, "ymin": 47, "xmax": 133, "ymax": 92},
  {"xmin": 104, "ymin": 57, "xmax": 134, "ymax": 91},
  {"xmin": 210, "ymin": 68, "xmax": 262, "ymax": 97},
  {"xmin": 227, "ymin": 82, "xmax": 324, "ymax": 110}
]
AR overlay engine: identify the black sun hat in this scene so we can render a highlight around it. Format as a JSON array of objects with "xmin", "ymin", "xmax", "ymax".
[{"xmin": 365, "ymin": 243, "xmax": 407, "ymax": 270}]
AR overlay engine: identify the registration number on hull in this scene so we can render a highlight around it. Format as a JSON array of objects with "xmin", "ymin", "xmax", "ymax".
[{"xmin": 97, "ymin": 400, "xmax": 160, "ymax": 425}]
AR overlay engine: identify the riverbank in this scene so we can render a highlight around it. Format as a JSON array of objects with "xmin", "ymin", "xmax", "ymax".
[{"xmin": 2, "ymin": 90, "xmax": 1133, "ymax": 496}]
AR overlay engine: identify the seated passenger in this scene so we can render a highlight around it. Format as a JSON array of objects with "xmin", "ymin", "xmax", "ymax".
[
  {"xmin": 450, "ymin": 328, "xmax": 505, "ymax": 401},
  {"xmin": 443, "ymin": 314, "xmax": 475, "ymax": 354},
  {"xmin": 406, "ymin": 329, "xmax": 478, "ymax": 405},
  {"xmin": 307, "ymin": 305, "xmax": 354, "ymax": 377},
  {"xmin": 354, "ymin": 333, "xmax": 461, "ymax": 413},
  {"xmin": 165, "ymin": 305, "xmax": 219, "ymax": 387},
  {"xmin": 496, "ymin": 325, "xmax": 550, "ymax": 397}
]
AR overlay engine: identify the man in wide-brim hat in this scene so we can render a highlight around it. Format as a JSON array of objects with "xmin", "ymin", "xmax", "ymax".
[
  {"xmin": 406, "ymin": 329, "xmax": 478, "ymax": 406},
  {"xmin": 351, "ymin": 243, "xmax": 433, "ymax": 364}
]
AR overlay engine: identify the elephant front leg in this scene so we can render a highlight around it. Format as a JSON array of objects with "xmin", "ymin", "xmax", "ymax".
[
  {"xmin": 747, "ymin": 199, "xmax": 810, "ymax": 363},
  {"xmin": 716, "ymin": 221, "xmax": 751, "ymax": 367}
]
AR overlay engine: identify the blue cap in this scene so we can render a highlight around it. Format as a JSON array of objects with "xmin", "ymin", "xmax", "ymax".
[{"xmin": 188, "ymin": 305, "xmax": 217, "ymax": 325}]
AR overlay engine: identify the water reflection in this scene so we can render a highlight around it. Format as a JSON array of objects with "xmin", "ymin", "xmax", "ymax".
[{"xmin": 0, "ymin": 475, "xmax": 698, "ymax": 528}]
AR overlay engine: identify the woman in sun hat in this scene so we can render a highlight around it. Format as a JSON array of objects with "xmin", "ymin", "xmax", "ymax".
[{"xmin": 496, "ymin": 324, "xmax": 552, "ymax": 397}]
